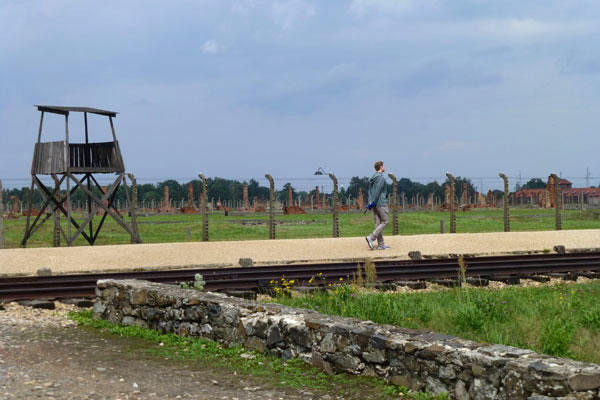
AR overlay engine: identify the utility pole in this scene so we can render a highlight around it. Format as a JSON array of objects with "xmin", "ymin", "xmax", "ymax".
[{"xmin": 586, "ymin": 167, "xmax": 590, "ymax": 188}]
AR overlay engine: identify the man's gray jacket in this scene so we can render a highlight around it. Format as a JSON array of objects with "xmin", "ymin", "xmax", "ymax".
[{"xmin": 367, "ymin": 172, "xmax": 387, "ymax": 207}]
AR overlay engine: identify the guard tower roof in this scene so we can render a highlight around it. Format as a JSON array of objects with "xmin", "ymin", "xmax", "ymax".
[{"xmin": 35, "ymin": 105, "xmax": 118, "ymax": 117}]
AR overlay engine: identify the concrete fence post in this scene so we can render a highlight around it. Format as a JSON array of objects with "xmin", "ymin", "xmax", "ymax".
[
  {"xmin": 127, "ymin": 173, "xmax": 141, "ymax": 244},
  {"xmin": 445, "ymin": 172, "xmax": 456, "ymax": 233},
  {"xmin": 198, "ymin": 173, "xmax": 209, "ymax": 241},
  {"xmin": 328, "ymin": 173, "xmax": 339, "ymax": 238},
  {"xmin": 388, "ymin": 173, "xmax": 399, "ymax": 235},
  {"xmin": 0, "ymin": 179, "xmax": 3, "ymax": 249},
  {"xmin": 550, "ymin": 173, "xmax": 562, "ymax": 230},
  {"xmin": 499, "ymin": 173, "xmax": 510, "ymax": 232},
  {"xmin": 265, "ymin": 174, "xmax": 275, "ymax": 239}
]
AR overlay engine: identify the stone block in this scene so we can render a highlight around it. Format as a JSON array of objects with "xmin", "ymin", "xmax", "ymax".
[
  {"xmin": 362, "ymin": 349, "xmax": 386, "ymax": 364},
  {"xmin": 568, "ymin": 372, "xmax": 600, "ymax": 391},
  {"xmin": 267, "ymin": 325, "xmax": 283, "ymax": 346},
  {"xmin": 312, "ymin": 350, "xmax": 334, "ymax": 375},
  {"xmin": 330, "ymin": 353, "xmax": 363, "ymax": 373},
  {"xmin": 320, "ymin": 333, "xmax": 336, "ymax": 353},
  {"xmin": 130, "ymin": 289, "xmax": 147, "ymax": 305},
  {"xmin": 245, "ymin": 336, "xmax": 267, "ymax": 353},
  {"xmin": 426, "ymin": 376, "xmax": 449, "ymax": 396},
  {"xmin": 472, "ymin": 364, "xmax": 486, "ymax": 377},
  {"xmin": 469, "ymin": 378, "xmax": 498, "ymax": 400},
  {"xmin": 454, "ymin": 380, "xmax": 469, "ymax": 400}
]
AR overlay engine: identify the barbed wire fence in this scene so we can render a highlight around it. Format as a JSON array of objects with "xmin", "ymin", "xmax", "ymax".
[{"xmin": 2, "ymin": 173, "xmax": 600, "ymax": 247}]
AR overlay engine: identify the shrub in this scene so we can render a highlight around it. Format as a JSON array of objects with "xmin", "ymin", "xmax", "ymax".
[{"xmin": 452, "ymin": 302, "xmax": 485, "ymax": 332}]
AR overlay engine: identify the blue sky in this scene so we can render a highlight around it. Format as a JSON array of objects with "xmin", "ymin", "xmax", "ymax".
[{"xmin": 1, "ymin": 0, "xmax": 599, "ymax": 192}]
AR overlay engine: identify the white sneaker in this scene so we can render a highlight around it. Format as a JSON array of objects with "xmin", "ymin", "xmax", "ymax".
[
  {"xmin": 377, "ymin": 244, "xmax": 391, "ymax": 250},
  {"xmin": 365, "ymin": 236, "xmax": 375, "ymax": 250}
]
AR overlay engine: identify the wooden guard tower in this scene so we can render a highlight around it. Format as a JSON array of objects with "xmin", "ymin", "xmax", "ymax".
[{"xmin": 21, "ymin": 105, "xmax": 141, "ymax": 247}]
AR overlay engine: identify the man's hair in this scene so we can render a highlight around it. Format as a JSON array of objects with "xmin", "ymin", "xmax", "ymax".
[{"xmin": 374, "ymin": 161, "xmax": 384, "ymax": 171}]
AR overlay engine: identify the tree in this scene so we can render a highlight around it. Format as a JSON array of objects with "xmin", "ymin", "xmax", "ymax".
[
  {"xmin": 277, "ymin": 183, "xmax": 295, "ymax": 204},
  {"xmin": 521, "ymin": 178, "xmax": 546, "ymax": 190},
  {"xmin": 346, "ymin": 176, "xmax": 369, "ymax": 199}
]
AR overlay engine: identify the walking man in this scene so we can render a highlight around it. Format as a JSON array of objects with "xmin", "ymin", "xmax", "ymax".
[{"xmin": 365, "ymin": 161, "xmax": 390, "ymax": 250}]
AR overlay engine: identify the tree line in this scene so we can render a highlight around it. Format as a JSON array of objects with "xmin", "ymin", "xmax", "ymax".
[{"xmin": 1, "ymin": 175, "xmax": 505, "ymax": 208}]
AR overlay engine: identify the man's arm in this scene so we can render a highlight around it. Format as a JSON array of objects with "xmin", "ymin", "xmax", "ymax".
[{"xmin": 369, "ymin": 175, "xmax": 385, "ymax": 205}]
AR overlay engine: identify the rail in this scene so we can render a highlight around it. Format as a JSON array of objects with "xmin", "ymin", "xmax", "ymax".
[{"xmin": 1, "ymin": 252, "xmax": 600, "ymax": 301}]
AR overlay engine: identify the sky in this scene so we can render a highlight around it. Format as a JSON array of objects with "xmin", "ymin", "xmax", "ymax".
[{"xmin": 1, "ymin": 0, "xmax": 600, "ymax": 192}]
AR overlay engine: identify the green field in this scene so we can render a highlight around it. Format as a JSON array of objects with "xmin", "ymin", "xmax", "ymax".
[{"xmin": 3, "ymin": 207, "xmax": 600, "ymax": 248}]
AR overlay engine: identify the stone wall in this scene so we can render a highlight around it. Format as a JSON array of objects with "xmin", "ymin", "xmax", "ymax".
[{"xmin": 94, "ymin": 279, "xmax": 600, "ymax": 400}]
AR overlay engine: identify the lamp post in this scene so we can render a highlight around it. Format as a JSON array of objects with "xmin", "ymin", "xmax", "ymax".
[{"xmin": 313, "ymin": 167, "xmax": 328, "ymax": 176}]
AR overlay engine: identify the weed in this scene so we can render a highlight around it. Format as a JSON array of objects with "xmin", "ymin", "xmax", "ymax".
[
  {"xmin": 579, "ymin": 305, "xmax": 600, "ymax": 330},
  {"xmin": 180, "ymin": 273, "xmax": 205, "ymax": 291},
  {"xmin": 457, "ymin": 256, "xmax": 467, "ymax": 286},
  {"xmin": 540, "ymin": 317, "xmax": 575, "ymax": 357},
  {"xmin": 452, "ymin": 302, "xmax": 485, "ymax": 332},
  {"xmin": 364, "ymin": 258, "xmax": 377, "ymax": 284},
  {"xmin": 269, "ymin": 276, "xmax": 295, "ymax": 297}
]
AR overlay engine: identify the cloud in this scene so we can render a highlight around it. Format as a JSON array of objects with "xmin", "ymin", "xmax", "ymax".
[
  {"xmin": 349, "ymin": 0, "xmax": 440, "ymax": 17},
  {"xmin": 422, "ymin": 140, "xmax": 482, "ymax": 160},
  {"xmin": 471, "ymin": 18, "xmax": 593, "ymax": 40},
  {"xmin": 395, "ymin": 58, "xmax": 502, "ymax": 95},
  {"xmin": 201, "ymin": 39, "xmax": 221, "ymax": 54},
  {"xmin": 271, "ymin": 0, "xmax": 316, "ymax": 30},
  {"xmin": 559, "ymin": 49, "xmax": 600, "ymax": 75}
]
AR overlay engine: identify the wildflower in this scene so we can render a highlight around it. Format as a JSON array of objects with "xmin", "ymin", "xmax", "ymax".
[
  {"xmin": 289, "ymin": 280, "xmax": 295, "ymax": 284},
  {"xmin": 339, "ymin": 277, "xmax": 343, "ymax": 281}
]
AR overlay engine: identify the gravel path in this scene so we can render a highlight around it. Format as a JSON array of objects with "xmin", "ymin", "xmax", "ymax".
[
  {"xmin": 1, "ymin": 230, "xmax": 599, "ymax": 276},
  {"xmin": 0, "ymin": 303, "xmax": 345, "ymax": 400}
]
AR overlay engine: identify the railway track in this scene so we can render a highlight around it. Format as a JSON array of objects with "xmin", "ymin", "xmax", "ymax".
[{"xmin": 2, "ymin": 252, "xmax": 600, "ymax": 301}]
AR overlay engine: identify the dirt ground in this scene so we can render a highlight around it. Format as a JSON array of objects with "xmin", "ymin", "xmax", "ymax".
[{"xmin": 0, "ymin": 303, "xmax": 348, "ymax": 400}]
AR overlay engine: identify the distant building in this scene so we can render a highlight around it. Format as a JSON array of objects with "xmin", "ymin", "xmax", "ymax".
[{"xmin": 514, "ymin": 176, "xmax": 600, "ymax": 207}]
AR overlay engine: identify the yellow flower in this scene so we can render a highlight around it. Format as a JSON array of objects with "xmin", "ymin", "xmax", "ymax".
[
  {"xmin": 339, "ymin": 277, "xmax": 343, "ymax": 281},
  {"xmin": 289, "ymin": 280, "xmax": 295, "ymax": 284}
]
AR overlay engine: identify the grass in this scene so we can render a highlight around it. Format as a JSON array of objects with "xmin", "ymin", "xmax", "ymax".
[
  {"xmin": 274, "ymin": 280, "xmax": 600, "ymax": 364},
  {"xmin": 3, "ymin": 207, "xmax": 600, "ymax": 248},
  {"xmin": 69, "ymin": 310, "xmax": 448, "ymax": 400}
]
